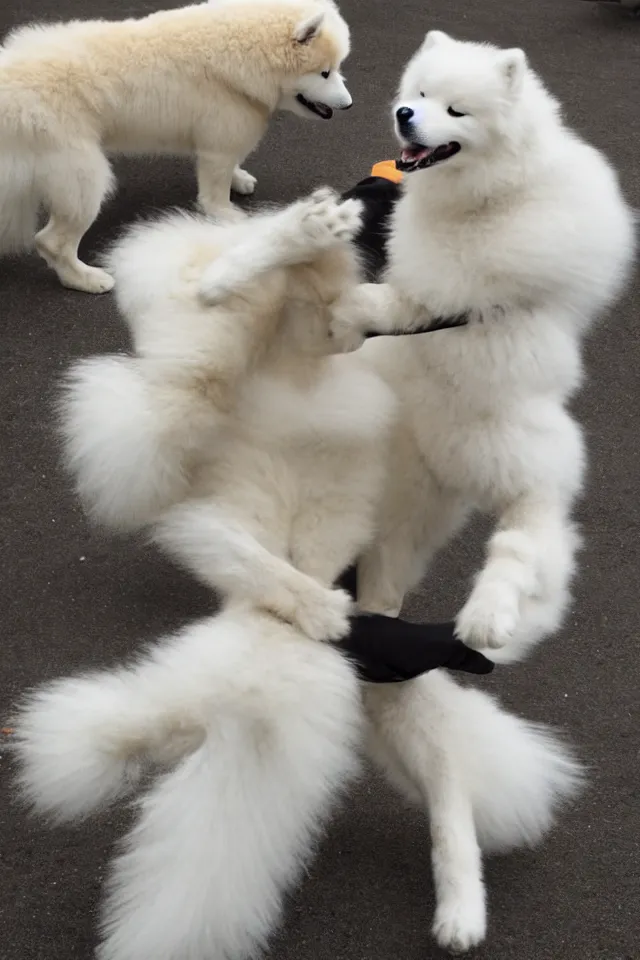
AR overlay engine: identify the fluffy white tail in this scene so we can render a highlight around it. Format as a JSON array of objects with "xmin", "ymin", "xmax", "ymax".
[
  {"xmin": 366, "ymin": 671, "xmax": 584, "ymax": 856},
  {"xmin": 58, "ymin": 355, "xmax": 215, "ymax": 530},
  {"xmin": 457, "ymin": 686, "xmax": 584, "ymax": 852},
  {"xmin": 0, "ymin": 153, "xmax": 39, "ymax": 253},
  {"xmin": 14, "ymin": 607, "xmax": 362, "ymax": 960}
]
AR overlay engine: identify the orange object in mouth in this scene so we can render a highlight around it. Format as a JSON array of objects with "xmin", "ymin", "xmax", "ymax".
[{"xmin": 370, "ymin": 160, "xmax": 404, "ymax": 184}]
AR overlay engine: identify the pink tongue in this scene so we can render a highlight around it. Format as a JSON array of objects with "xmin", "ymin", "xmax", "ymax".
[{"xmin": 401, "ymin": 146, "xmax": 431, "ymax": 163}]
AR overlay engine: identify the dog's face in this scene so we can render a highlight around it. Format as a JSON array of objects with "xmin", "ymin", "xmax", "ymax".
[
  {"xmin": 394, "ymin": 31, "xmax": 528, "ymax": 172},
  {"xmin": 279, "ymin": 11, "xmax": 352, "ymax": 120}
]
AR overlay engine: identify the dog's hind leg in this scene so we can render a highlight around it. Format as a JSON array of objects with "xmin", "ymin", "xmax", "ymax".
[
  {"xmin": 34, "ymin": 145, "xmax": 115, "ymax": 293},
  {"xmin": 357, "ymin": 466, "xmax": 469, "ymax": 615},
  {"xmin": 364, "ymin": 676, "xmax": 487, "ymax": 954},
  {"xmin": 153, "ymin": 500, "xmax": 354, "ymax": 642}
]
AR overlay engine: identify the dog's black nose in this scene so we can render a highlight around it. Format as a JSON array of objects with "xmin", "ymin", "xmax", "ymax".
[{"xmin": 396, "ymin": 106, "xmax": 414, "ymax": 126}]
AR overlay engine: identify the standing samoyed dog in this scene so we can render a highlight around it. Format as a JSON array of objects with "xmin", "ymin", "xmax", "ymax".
[
  {"xmin": 0, "ymin": 0, "xmax": 352, "ymax": 292},
  {"xmin": 15, "ymin": 191, "xmax": 582, "ymax": 958},
  {"xmin": 331, "ymin": 31, "xmax": 636, "ymax": 660},
  {"xmin": 326, "ymin": 33, "xmax": 635, "ymax": 948}
]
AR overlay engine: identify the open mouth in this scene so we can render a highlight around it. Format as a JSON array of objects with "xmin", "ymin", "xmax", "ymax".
[
  {"xmin": 397, "ymin": 141, "xmax": 461, "ymax": 172},
  {"xmin": 296, "ymin": 93, "xmax": 334, "ymax": 120}
]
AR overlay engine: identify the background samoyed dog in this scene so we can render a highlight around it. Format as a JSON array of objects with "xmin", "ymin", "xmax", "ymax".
[
  {"xmin": 331, "ymin": 31, "xmax": 636, "ymax": 664},
  {"xmin": 0, "ymin": 0, "xmax": 352, "ymax": 292},
  {"xmin": 16, "ymin": 190, "xmax": 583, "ymax": 957}
]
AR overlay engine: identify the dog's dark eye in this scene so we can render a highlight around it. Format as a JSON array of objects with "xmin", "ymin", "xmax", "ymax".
[
  {"xmin": 321, "ymin": 70, "xmax": 330, "ymax": 79},
  {"xmin": 420, "ymin": 91, "xmax": 425, "ymax": 98},
  {"xmin": 447, "ymin": 106, "xmax": 466, "ymax": 118}
]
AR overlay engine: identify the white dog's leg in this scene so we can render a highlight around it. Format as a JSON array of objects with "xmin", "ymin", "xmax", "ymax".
[
  {"xmin": 34, "ymin": 145, "xmax": 115, "ymax": 293},
  {"xmin": 364, "ymin": 679, "xmax": 486, "ymax": 954},
  {"xmin": 329, "ymin": 282, "xmax": 460, "ymax": 353},
  {"xmin": 196, "ymin": 150, "xmax": 242, "ymax": 215},
  {"xmin": 154, "ymin": 500, "xmax": 353, "ymax": 641},
  {"xmin": 198, "ymin": 188, "xmax": 362, "ymax": 305},
  {"xmin": 456, "ymin": 495, "xmax": 579, "ymax": 658},
  {"xmin": 428, "ymin": 774, "xmax": 486, "ymax": 954},
  {"xmin": 290, "ymin": 488, "xmax": 380, "ymax": 592},
  {"xmin": 357, "ymin": 477, "xmax": 469, "ymax": 615}
]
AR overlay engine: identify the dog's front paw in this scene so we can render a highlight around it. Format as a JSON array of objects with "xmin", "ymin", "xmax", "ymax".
[
  {"xmin": 456, "ymin": 583, "xmax": 519, "ymax": 651},
  {"xmin": 198, "ymin": 259, "xmax": 247, "ymax": 305},
  {"xmin": 296, "ymin": 188, "xmax": 363, "ymax": 251},
  {"xmin": 231, "ymin": 167, "xmax": 257, "ymax": 196},
  {"xmin": 329, "ymin": 307, "xmax": 367, "ymax": 353},
  {"xmin": 432, "ymin": 894, "xmax": 487, "ymax": 954},
  {"xmin": 290, "ymin": 584, "xmax": 353, "ymax": 642}
]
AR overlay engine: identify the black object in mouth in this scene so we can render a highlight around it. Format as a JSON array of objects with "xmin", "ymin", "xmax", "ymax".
[
  {"xmin": 296, "ymin": 93, "xmax": 333, "ymax": 119},
  {"xmin": 397, "ymin": 141, "xmax": 461, "ymax": 172}
]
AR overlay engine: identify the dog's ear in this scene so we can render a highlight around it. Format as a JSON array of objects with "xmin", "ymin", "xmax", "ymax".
[
  {"xmin": 422, "ymin": 30, "xmax": 451, "ymax": 50},
  {"xmin": 498, "ymin": 48, "xmax": 527, "ymax": 94},
  {"xmin": 294, "ymin": 12, "xmax": 325, "ymax": 44}
]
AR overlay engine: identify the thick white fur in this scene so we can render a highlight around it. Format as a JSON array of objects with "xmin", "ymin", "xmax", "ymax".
[
  {"xmin": 14, "ymin": 616, "xmax": 582, "ymax": 957},
  {"xmin": 15, "ymin": 605, "xmax": 363, "ymax": 960},
  {"xmin": 330, "ymin": 32, "xmax": 636, "ymax": 665},
  {"xmin": 21, "ymin": 187, "xmax": 586, "ymax": 955},
  {"xmin": 0, "ymin": 0, "xmax": 351, "ymax": 291}
]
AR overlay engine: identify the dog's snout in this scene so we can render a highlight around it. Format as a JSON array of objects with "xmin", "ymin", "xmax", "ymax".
[{"xmin": 396, "ymin": 106, "xmax": 414, "ymax": 127}]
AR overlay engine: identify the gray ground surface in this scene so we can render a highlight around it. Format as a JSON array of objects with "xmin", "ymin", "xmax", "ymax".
[{"xmin": 1, "ymin": 1, "xmax": 638, "ymax": 958}]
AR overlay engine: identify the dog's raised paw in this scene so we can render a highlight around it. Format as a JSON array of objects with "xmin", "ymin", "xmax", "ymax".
[
  {"xmin": 456, "ymin": 583, "xmax": 519, "ymax": 650},
  {"xmin": 432, "ymin": 896, "xmax": 486, "ymax": 954},
  {"xmin": 297, "ymin": 191, "xmax": 363, "ymax": 249}
]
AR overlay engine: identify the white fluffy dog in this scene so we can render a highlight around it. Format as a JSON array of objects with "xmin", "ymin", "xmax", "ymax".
[
  {"xmin": 61, "ymin": 189, "xmax": 389, "ymax": 642},
  {"xmin": 0, "ymin": 0, "xmax": 352, "ymax": 292},
  {"xmin": 330, "ymin": 31, "xmax": 636, "ymax": 662},
  {"xmin": 14, "ymin": 190, "xmax": 583, "ymax": 957}
]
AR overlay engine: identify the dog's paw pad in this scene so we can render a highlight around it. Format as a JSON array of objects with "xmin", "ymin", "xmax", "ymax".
[{"xmin": 298, "ymin": 192, "xmax": 363, "ymax": 247}]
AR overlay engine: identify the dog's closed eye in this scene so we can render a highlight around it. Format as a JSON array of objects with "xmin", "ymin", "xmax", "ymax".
[{"xmin": 447, "ymin": 106, "xmax": 466, "ymax": 118}]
